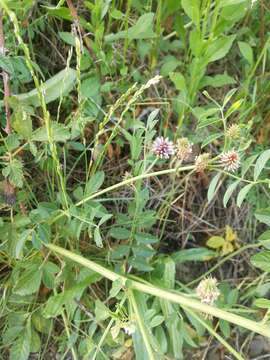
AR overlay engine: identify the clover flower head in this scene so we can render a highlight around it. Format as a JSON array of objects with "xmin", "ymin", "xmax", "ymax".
[
  {"xmin": 196, "ymin": 277, "xmax": 220, "ymax": 306},
  {"xmin": 152, "ymin": 136, "xmax": 175, "ymax": 159},
  {"xmin": 220, "ymin": 150, "xmax": 240, "ymax": 172},
  {"xmin": 226, "ymin": 124, "xmax": 241, "ymax": 139},
  {"xmin": 195, "ymin": 153, "xmax": 210, "ymax": 172},
  {"xmin": 175, "ymin": 137, "xmax": 193, "ymax": 161}
]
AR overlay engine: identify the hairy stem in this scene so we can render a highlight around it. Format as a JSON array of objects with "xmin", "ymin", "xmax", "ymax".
[{"xmin": 47, "ymin": 243, "xmax": 270, "ymax": 339}]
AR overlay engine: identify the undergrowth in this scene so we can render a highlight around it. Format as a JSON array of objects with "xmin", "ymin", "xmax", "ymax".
[{"xmin": 0, "ymin": 1, "xmax": 270, "ymax": 359}]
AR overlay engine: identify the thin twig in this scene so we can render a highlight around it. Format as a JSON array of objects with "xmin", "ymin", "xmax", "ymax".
[{"xmin": 0, "ymin": 10, "xmax": 11, "ymax": 134}]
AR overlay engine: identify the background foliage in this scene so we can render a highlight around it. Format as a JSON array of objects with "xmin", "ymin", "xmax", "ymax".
[{"xmin": 0, "ymin": 0, "xmax": 270, "ymax": 359}]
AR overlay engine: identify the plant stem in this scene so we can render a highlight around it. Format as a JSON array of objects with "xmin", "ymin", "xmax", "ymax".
[
  {"xmin": 46, "ymin": 243, "xmax": 270, "ymax": 339},
  {"xmin": 129, "ymin": 290, "xmax": 156, "ymax": 360},
  {"xmin": 76, "ymin": 165, "xmax": 195, "ymax": 207}
]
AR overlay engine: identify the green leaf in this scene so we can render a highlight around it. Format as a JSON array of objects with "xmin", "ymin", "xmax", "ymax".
[
  {"xmin": 94, "ymin": 227, "xmax": 103, "ymax": 247},
  {"xmin": 204, "ymin": 35, "xmax": 236, "ymax": 63},
  {"xmin": 254, "ymin": 149, "xmax": 270, "ymax": 181},
  {"xmin": 238, "ymin": 41, "xmax": 253, "ymax": 65},
  {"xmin": 129, "ymin": 257, "xmax": 154, "ymax": 272},
  {"xmin": 13, "ymin": 263, "xmax": 42, "ymax": 295},
  {"xmin": 111, "ymin": 8, "xmax": 124, "ymax": 19},
  {"xmin": 95, "ymin": 299, "xmax": 110, "ymax": 321},
  {"xmin": 46, "ymin": 6, "xmax": 73, "ymax": 21},
  {"xmin": 241, "ymin": 154, "xmax": 258, "ymax": 178},
  {"xmin": 109, "ymin": 278, "xmax": 124, "ymax": 298},
  {"xmin": 220, "ymin": 0, "xmax": 247, "ymax": 5},
  {"xmin": 207, "ymin": 236, "xmax": 225, "ymax": 249},
  {"xmin": 236, "ymin": 183, "xmax": 254, "ymax": 207},
  {"xmin": 111, "ymin": 245, "xmax": 130, "ymax": 259},
  {"xmin": 258, "ymin": 230, "xmax": 270, "ymax": 249},
  {"xmin": 135, "ymin": 233, "xmax": 158, "ymax": 244},
  {"xmin": 219, "ymin": 319, "xmax": 230, "ymax": 339},
  {"xmin": 85, "ymin": 171, "xmax": 105, "ymax": 195},
  {"xmin": 43, "ymin": 273, "xmax": 101, "ymax": 318},
  {"xmin": 105, "ymin": 13, "xmax": 156, "ymax": 42},
  {"xmin": 14, "ymin": 68, "xmax": 76, "ymax": 107},
  {"xmin": 150, "ymin": 315, "xmax": 164, "ymax": 328},
  {"xmin": 181, "ymin": 0, "xmax": 200, "ymax": 26},
  {"xmin": 0, "ymin": 55, "xmax": 14, "ymax": 73},
  {"xmin": 172, "ymin": 247, "xmax": 216, "ymax": 263},
  {"xmin": 254, "ymin": 298, "xmax": 270, "ymax": 309},
  {"xmin": 154, "ymin": 326, "xmax": 167, "ymax": 354},
  {"xmin": 32, "ymin": 122, "xmax": 70, "ymax": 142},
  {"xmin": 255, "ymin": 208, "xmax": 270, "ymax": 225},
  {"xmin": 2, "ymin": 159, "xmax": 24, "ymax": 188},
  {"xmin": 12, "ymin": 110, "xmax": 32, "ymax": 138},
  {"xmin": 58, "ymin": 31, "xmax": 76, "ymax": 46},
  {"xmin": 163, "ymin": 257, "xmax": 175, "ymax": 289},
  {"xmin": 189, "ymin": 29, "xmax": 202, "ymax": 56},
  {"xmin": 9, "ymin": 324, "xmax": 31, "ymax": 360},
  {"xmin": 37, "ymin": 223, "xmax": 51, "ymax": 245},
  {"xmin": 251, "ymin": 251, "xmax": 270, "ymax": 272},
  {"xmin": 207, "ymin": 173, "xmax": 222, "ymax": 203},
  {"xmin": 169, "ymin": 72, "xmax": 187, "ymax": 92},
  {"xmin": 81, "ymin": 75, "xmax": 101, "ymax": 99},
  {"xmin": 5, "ymin": 134, "xmax": 20, "ymax": 152},
  {"xmin": 32, "ymin": 311, "xmax": 52, "ymax": 334},
  {"xmin": 200, "ymin": 73, "xmax": 236, "ymax": 88},
  {"xmin": 30, "ymin": 330, "xmax": 41, "ymax": 353},
  {"xmin": 223, "ymin": 180, "xmax": 240, "ymax": 207},
  {"xmin": 43, "ymin": 292, "xmax": 68, "ymax": 318},
  {"xmin": 109, "ymin": 227, "xmax": 131, "ymax": 240},
  {"xmin": 15, "ymin": 229, "xmax": 32, "ymax": 259},
  {"xmin": 160, "ymin": 56, "xmax": 181, "ymax": 77},
  {"xmin": 42, "ymin": 261, "xmax": 60, "ymax": 289}
]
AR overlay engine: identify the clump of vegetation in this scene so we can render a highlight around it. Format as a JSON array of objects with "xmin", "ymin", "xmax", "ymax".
[{"xmin": 1, "ymin": 1, "xmax": 270, "ymax": 359}]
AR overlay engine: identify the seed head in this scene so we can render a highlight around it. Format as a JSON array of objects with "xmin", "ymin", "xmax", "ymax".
[
  {"xmin": 175, "ymin": 138, "xmax": 193, "ymax": 161},
  {"xmin": 196, "ymin": 277, "xmax": 220, "ymax": 306},
  {"xmin": 226, "ymin": 124, "xmax": 241, "ymax": 139},
  {"xmin": 152, "ymin": 137, "xmax": 175, "ymax": 159},
  {"xmin": 195, "ymin": 153, "xmax": 210, "ymax": 172},
  {"xmin": 220, "ymin": 150, "xmax": 240, "ymax": 172}
]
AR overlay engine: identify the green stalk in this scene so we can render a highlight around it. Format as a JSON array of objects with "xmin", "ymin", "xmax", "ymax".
[
  {"xmin": 129, "ymin": 290, "xmax": 156, "ymax": 360},
  {"xmin": 76, "ymin": 165, "xmax": 195, "ymax": 207},
  {"xmin": 50, "ymin": 165, "xmax": 195, "ymax": 226},
  {"xmin": 46, "ymin": 243, "xmax": 270, "ymax": 339}
]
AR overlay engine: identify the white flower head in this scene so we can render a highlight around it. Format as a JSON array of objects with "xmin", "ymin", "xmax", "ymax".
[
  {"xmin": 195, "ymin": 153, "xmax": 210, "ymax": 172},
  {"xmin": 196, "ymin": 277, "xmax": 220, "ymax": 306},
  {"xmin": 176, "ymin": 137, "xmax": 193, "ymax": 161},
  {"xmin": 220, "ymin": 150, "xmax": 240, "ymax": 172}
]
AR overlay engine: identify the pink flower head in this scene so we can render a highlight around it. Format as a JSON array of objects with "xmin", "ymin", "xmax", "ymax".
[
  {"xmin": 152, "ymin": 137, "xmax": 174, "ymax": 159},
  {"xmin": 220, "ymin": 150, "xmax": 240, "ymax": 172}
]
